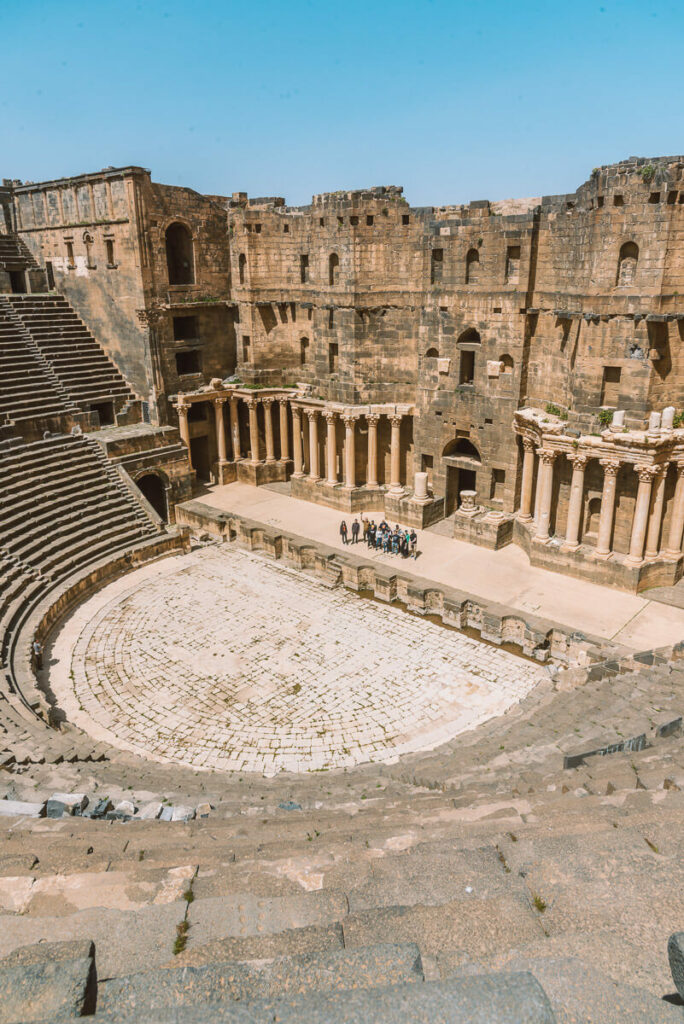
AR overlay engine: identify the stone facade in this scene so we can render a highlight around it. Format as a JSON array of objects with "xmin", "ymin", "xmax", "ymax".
[{"xmin": 6, "ymin": 154, "xmax": 684, "ymax": 590}]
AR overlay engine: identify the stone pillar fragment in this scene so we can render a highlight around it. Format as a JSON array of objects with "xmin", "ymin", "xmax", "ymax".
[
  {"xmin": 263, "ymin": 398, "xmax": 276, "ymax": 462},
  {"xmin": 534, "ymin": 450, "xmax": 556, "ymax": 541},
  {"xmin": 389, "ymin": 414, "xmax": 403, "ymax": 493},
  {"xmin": 563, "ymin": 453, "xmax": 587, "ymax": 550},
  {"xmin": 665, "ymin": 464, "xmax": 684, "ymax": 558},
  {"xmin": 366, "ymin": 414, "xmax": 380, "ymax": 487},
  {"xmin": 518, "ymin": 438, "xmax": 536, "ymax": 522},
  {"xmin": 291, "ymin": 406, "xmax": 304, "ymax": 477},
  {"xmin": 324, "ymin": 411, "xmax": 337, "ymax": 485},
  {"xmin": 176, "ymin": 402, "xmax": 192, "ymax": 471},
  {"xmin": 595, "ymin": 460, "xmax": 620, "ymax": 557},
  {"xmin": 279, "ymin": 399, "xmax": 290, "ymax": 461},
  {"xmin": 306, "ymin": 408, "xmax": 320, "ymax": 480},
  {"xmin": 343, "ymin": 415, "xmax": 356, "ymax": 489},
  {"xmin": 213, "ymin": 397, "xmax": 227, "ymax": 464},
  {"xmin": 626, "ymin": 466, "xmax": 657, "ymax": 565},
  {"xmin": 229, "ymin": 397, "xmax": 241, "ymax": 461},
  {"xmin": 247, "ymin": 398, "xmax": 260, "ymax": 464},
  {"xmin": 645, "ymin": 466, "xmax": 667, "ymax": 559}
]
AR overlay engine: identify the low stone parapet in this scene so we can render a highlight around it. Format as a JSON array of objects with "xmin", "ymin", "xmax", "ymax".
[{"xmin": 176, "ymin": 499, "xmax": 614, "ymax": 666}]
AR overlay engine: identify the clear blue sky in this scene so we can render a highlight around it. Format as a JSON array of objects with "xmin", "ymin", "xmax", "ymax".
[{"xmin": 2, "ymin": 0, "xmax": 682, "ymax": 207}]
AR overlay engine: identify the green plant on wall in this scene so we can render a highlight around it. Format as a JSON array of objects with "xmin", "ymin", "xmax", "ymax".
[
  {"xmin": 639, "ymin": 164, "xmax": 656, "ymax": 184},
  {"xmin": 545, "ymin": 403, "xmax": 568, "ymax": 420},
  {"xmin": 598, "ymin": 408, "xmax": 614, "ymax": 427}
]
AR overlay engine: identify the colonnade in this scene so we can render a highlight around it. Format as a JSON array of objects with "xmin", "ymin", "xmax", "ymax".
[
  {"xmin": 290, "ymin": 406, "xmax": 404, "ymax": 491},
  {"xmin": 175, "ymin": 393, "xmax": 408, "ymax": 492},
  {"xmin": 517, "ymin": 438, "xmax": 684, "ymax": 563}
]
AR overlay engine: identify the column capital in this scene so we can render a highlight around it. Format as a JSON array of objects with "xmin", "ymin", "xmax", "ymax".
[
  {"xmin": 323, "ymin": 409, "xmax": 337, "ymax": 425},
  {"xmin": 261, "ymin": 395, "xmax": 276, "ymax": 406},
  {"xmin": 305, "ymin": 407, "xmax": 319, "ymax": 421},
  {"xmin": 342, "ymin": 414, "xmax": 358, "ymax": 429},
  {"xmin": 277, "ymin": 396, "xmax": 290, "ymax": 407},
  {"xmin": 522, "ymin": 436, "xmax": 536, "ymax": 454},
  {"xmin": 566, "ymin": 452, "xmax": 588, "ymax": 469},
  {"xmin": 389, "ymin": 413, "xmax": 403, "ymax": 428},
  {"xmin": 366, "ymin": 413, "xmax": 381, "ymax": 427},
  {"xmin": 600, "ymin": 459, "xmax": 620, "ymax": 477},
  {"xmin": 537, "ymin": 448, "xmax": 557, "ymax": 465},
  {"xmin": 212, "ymin": 395, "xmax": 227, "ymax": 407},
  {"xmin": 244, "ymin": 395, "xmax": 258, "ymax": 409},
  {"xmin": 636, "ymin": 464, "xmax": 659, "ymax": 483}
]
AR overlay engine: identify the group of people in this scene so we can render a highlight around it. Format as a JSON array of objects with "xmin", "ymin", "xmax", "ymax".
[{"xmin": 339, "ymin": 516, "xmax": 418, "ymax": 559}]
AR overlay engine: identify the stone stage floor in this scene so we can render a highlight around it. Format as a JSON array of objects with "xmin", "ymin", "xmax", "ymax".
[
  {"xmin": 193, "ymin": 481, "xmax": 684, "ymax": 651},
  {"xmin": 49, "ymin": 546, "xmax": 545, "ymax": 775}
]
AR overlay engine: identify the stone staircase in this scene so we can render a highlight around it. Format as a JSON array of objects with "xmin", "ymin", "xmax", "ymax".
[
  {"xmin": 0, "ymin": 233, "xmax": 39, "ymax": 271},
  {"xmin": 0, "ymin": 302, "xmax": 76, "ymax": 426},
  {"xmin": 5, "ymin": 294, "xmax": 135, "ymax": 414}
]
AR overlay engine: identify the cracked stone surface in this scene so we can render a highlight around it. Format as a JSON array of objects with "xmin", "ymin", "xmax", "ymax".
[{"xmin": 50, "ymin": 547, "xmax": 544, "ymax": 775}]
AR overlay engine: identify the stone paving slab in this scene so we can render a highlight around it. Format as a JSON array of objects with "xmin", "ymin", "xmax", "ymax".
[{"xmin": 49, "ymin": 546, "xmax": 544, "ymax": 776}]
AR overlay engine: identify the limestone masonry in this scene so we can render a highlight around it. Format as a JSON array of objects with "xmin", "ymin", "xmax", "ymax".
[
  {"xmin": 3, "ymin": 157, "xmax": 684, "ymax": 1021},
  {"xmin": 4, "ymin": 155, "xmax": 684, "ymax": 591}
]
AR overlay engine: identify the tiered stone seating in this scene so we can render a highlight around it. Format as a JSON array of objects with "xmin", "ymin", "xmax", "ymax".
[
  {"xmin": 0, "ymin": 302, "xmax": 74, "ymax": 425},
  {"xmin": 6, "ymin": 294, "xmax": 135, "ymax": 412}
]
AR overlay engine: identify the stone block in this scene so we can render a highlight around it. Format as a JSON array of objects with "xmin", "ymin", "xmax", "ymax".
[
  {"xmin": 0, "ymin": 939, "xmax": 96, "ymax": 1022},
  {"xmin": 0, "ymin": 800, "xmax": 45, "ymax": 818},
  {"xmin": 668, "ymin": 932, "xmax": 684, "ymax": 999},
  {"xmin": 46, "ymin": 792, "xmax": 88, "ymax": 818}
]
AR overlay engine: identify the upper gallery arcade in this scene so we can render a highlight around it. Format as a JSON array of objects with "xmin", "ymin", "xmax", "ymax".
[{"xmin": 3, "ymin": 154, "xmax": 684, "ymax": 592}]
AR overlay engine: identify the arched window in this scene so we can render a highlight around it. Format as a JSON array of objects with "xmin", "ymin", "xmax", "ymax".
[
  {"xmin": 616, "ymin": 241, "xmax": 638, "ymax": 287},
  {"xmin": 83, "ymin": 232, "xmax": 95, "ymax": 269},
  {"xmin": 425, "ymin": 347, "xmax": 439, "ymax": 358},
  {"xmin": 329, "ymin": 252, "xmax": 339, "ymax": 285},
  {"xmin": 586, "ymin": 497, "xmax": 601, "ymax": 537},
  {"xmin": 442, "ymin": 438, "xmax": 482, "ymax": 462},
  {"xmin": 238, "ymin": 253, "xmax": 246, "ymax": 285},
  {"xmin": 465, "ymin": 248, "xmax": 480, "ymax": 284},
  {"xmin": 165, "ymin": 223, "xmax": 194, "ymax": 284},
  {"xmin": 499, "ymin": 354, "xmax": 514, "ymax": 374},
  {"xmin": 457, "ymin": 327, "xmax": 481, "ymax": 345}
]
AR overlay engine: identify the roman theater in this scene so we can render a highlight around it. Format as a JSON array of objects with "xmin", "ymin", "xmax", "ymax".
[{"xmin": 1, "ymin": 157, "xmax": 684, "ymax": 1021}]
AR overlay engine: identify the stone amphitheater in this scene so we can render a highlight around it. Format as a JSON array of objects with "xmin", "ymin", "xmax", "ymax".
[{"xmin": 1, "ymin": 161, "xmax": 684, "ymax": 1022}]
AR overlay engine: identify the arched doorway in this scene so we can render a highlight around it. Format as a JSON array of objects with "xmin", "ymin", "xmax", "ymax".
[
  {"xmin": 136, "ymin": 473, "xmax": 167, "ymax": 521},
  {"xmin": 442, "ymin": 438, "xmax": 482, "ymax": 514},
  {"xmin": 165, "ymin": 222, "xmax": 195, "ymax": 285}
]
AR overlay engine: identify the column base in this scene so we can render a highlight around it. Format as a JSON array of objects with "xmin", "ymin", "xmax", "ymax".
[
  {"xmin": 593, "ymin": 549, "xmax": 613, "ymax": 561},
  {"xmin": 560, "ymin": 542, "xmax": 580, "ymax": 553},
  {"xmin": 663, "ymin": 549, "xmax": 683, "ymax": 561},
  {"xmin": 624, "ymin": 555, "xmax": 644, "ymax": 567},
  {"xmin": 517, "ymin": 513, "xmax": 533, "ymax": 524}
]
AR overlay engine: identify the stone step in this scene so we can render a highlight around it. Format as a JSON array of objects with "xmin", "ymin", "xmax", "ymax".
[{"xmin": 97, "ymin": 942, "xmax": 425, "ymax": 1017}]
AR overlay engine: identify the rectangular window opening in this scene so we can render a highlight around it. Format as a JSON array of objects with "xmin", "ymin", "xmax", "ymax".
[
  {"xmin": 402, "ymin": 214, "xmax": 410, "ymax": 225},
  {"xmin": 300, "ymin": 254, "xmax": 309, "ymax": 284},
  {"xmin": 649, "ymin": 192, "xmax": 661, "ymax": 204},
  {"xmin": 505, "ymin": 245, "xmax": 521, "ymax": 284},
  {"xmin": 600, "ymin": 365, "xmax": 621, "ymax": 405},
  {"xmin": 366, "ymin": 215, "xmax": 374, "ymax": 226},
  {"xmin": 430, "ymin": 248, "xmax": 443, "ymax": 285},
  {"xmin": 173, "ymin": 315, "xmax": 198, "ymax": 341},
  {"xmin": 328, "ymin": 309, "xmax": 334, "ymax": 329},
  {"xmin": 242, "ymin": 335, "xmax": 251, "ymax": 361},
  {"xmin": 490, "ymin": 468, "xmax": 506, "ymax": 500},
  {"xmin": 329, "ymin": 342, "xmax": 338, "ymax": 373},
  {"xmin": 350, "ymin": 215, "xmax": 359, "ymax": 226},
  {"xmin": 613, "ymin": 194, "xmax": 624, "ymax": 207},
  {"xmin": 175, "ymin": 350, "xmax": 201, "ymax": 375},
  {"xmin": 459, "ymin": 350, "xmax": 475, "ymax": 385}
]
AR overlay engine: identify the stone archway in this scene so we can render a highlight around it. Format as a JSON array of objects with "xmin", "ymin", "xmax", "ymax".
[{"xmin": 136, "ymin": 473, "xmax": 168, "ymax": 521}]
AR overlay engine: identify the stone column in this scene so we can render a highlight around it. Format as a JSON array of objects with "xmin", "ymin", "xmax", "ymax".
[
  {"xmin": 595, "ymin": 460, "xmax": 620, "ymax": 557},
  {"xmin": 213, "ymin": 397, "xmax": 227, "ymax": 463},
  {"xmin": 246, "ymin": 397, "xmax": 260, "ymax": 464},
  {"xmin": 389, "ymin": 414, "xmax": 403, "ymax": 493},
  {"xmin": 665, "ymin": 463, "xmax": 684, "ymax": 558},
  {"xmin": 278, "ymin": 399, "xmax": 290, "ymax": 461},
  {"xmin": 176, "ymin": 401, "xmax": 192, "ymax": 470},
  {"xmin": 262, "ymin": 398, "xmax": 276, "ymax": 462},
  {"xmin": 518, "ymin": 438, "xmax": 536, "ymax": 522},
  {"xmin": 343, "ymin": 415, "xmax": 356, "ymax": 488},
  {"xmin": 229, "ymin": 396, "xmax": 241, "ymax": 460},
  {"xmin": 534, "ymin": 450, "xmax": 556, "ymax": 541},
  {"xmin": 291, "ymin": 406, "xmax": 304, "ymax": 477},
  {"xmin": 562, "ymin": 453, "xmax": 587, "ymax": 550},
  {"xmin": 306, "ymin": 408, "xmax": 320, "ymax": 480},
  {"xmin": 627, "ymin": 466, "xmax": 657, "ymax": 565},
  {"xmin": 324, "ymin": 411, "xmax": 338, "ymax": 485},
  {"xmin": 366, "ymin": 414, "xmax": 380, "ymax": 487},
  {"xmin": 645, "ymin": 466, "xmax": 667, "ymax": 559}
]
